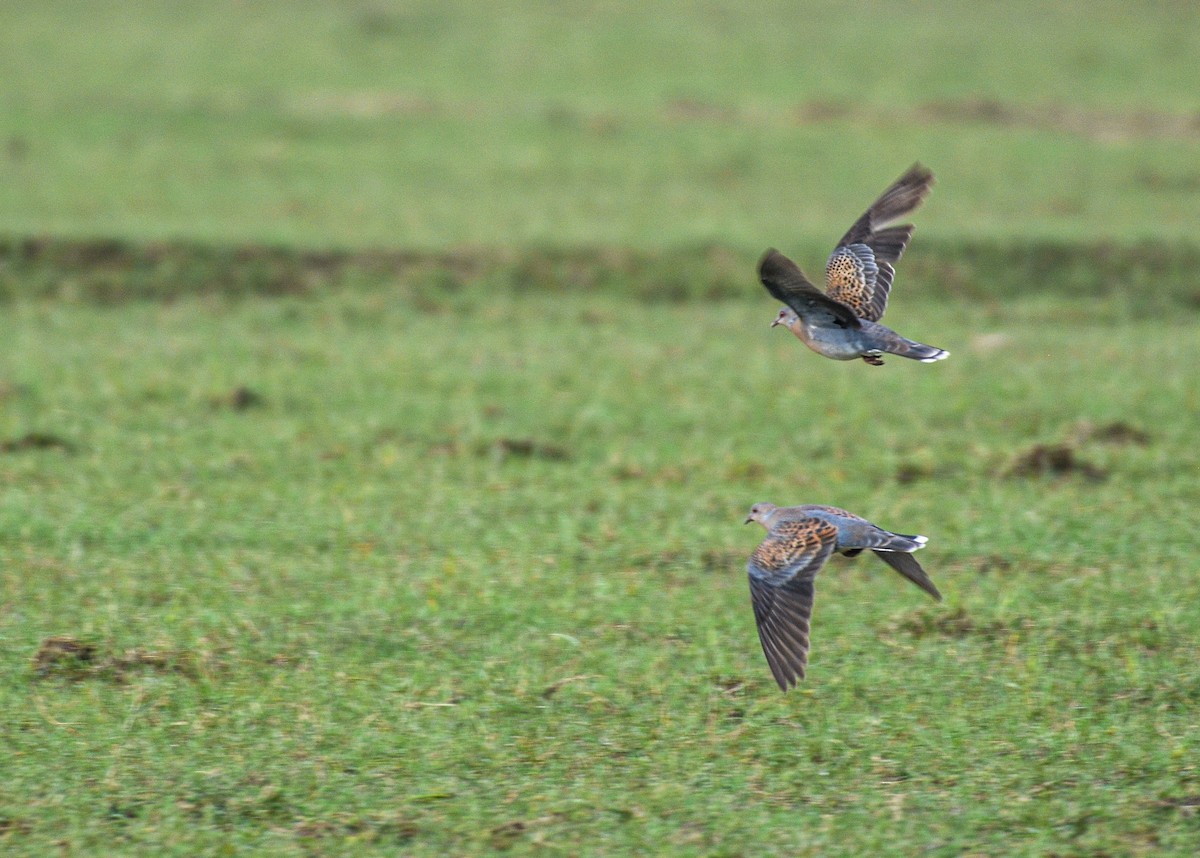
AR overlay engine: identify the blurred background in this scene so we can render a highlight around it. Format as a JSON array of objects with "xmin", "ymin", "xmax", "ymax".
[{"xmin": 1, "ymin": 0, "xmax": 1197, "ymax": 250}]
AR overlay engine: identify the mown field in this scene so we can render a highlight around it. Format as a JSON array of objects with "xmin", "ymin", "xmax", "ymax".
[
  {"xmin": 2, "ymin": 1, "xmax": 1200, "ymax": 855},
  {"xmin": 2, "ymin": 0, "xmax": 1199, "ymax": 247}
]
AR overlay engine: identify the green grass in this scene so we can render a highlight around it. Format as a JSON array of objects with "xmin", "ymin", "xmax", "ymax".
[
  {"xmin": 2, "ymin": 278, "xmax": 1199, "ymax": 854},
  {"xmin": 2, "ymin": 0, "xmax": 1200, "ymax": 853},
  {"xmin": 1, "ymin": 0, "xmax": 1199, "ymax": 247}
]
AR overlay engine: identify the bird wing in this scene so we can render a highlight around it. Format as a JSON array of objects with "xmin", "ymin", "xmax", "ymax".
[
  {"xmin": 797, "ymin": 504, "xmax": 864, "ymax": 522},
  {"xmin": 747, "ymin": 517, "xmax": 838, "ymax": 690},
  {"xmin": 872, "ymin": 550, "xmax": 943, "ymax": 602},
  {"xmin": 759, "ymin": 248, "xmax": 861, "ymax": 330},
  {"xmin": 789, "ymin": 504, "xmax": 942, "ymax": 600},
  {"xmin": 825, "ymin": 163, "xmax": 934, "ymax": 322}
]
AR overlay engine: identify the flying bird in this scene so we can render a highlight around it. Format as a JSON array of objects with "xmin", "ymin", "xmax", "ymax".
[
  {"xmin": 743, "ymin": 502, "xmax": 941, "ymax": 690},
  {"xmin": 759, "ymin": 163, "xmax": 948, "ymax": 365}
]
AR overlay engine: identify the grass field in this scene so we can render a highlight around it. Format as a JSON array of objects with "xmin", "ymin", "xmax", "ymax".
[
  {"xmin": 4, "ymin": 279, "xmax": 1200, "ymax": 855},
  {"xmin": 2, "ymin": 1, "xmax": 1200, "ymax": 247},
  {"xmin": 3, "ymin": 1, "xmax": 1200, "ymax": 855}
]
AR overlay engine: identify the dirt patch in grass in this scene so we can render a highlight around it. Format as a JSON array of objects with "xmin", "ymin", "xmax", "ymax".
[
  {"xmin": 32, "ymin": 635, "xmax": 201, "ymax": 682},
  {"xmin": 31, "ymin": 636, "xmax": 98, "ymax": 676},
  {"xmin": 1151, "ymin": 795, "xmax": 1200, "ymax": 816},
  {"xmin": 210, "ymin": 386, "xmax": 266, "ymax": 411},
  {"xmin": 895, "ymin": 459, "xmax": 940, "ymax": 484},
  {"xmin": 0, "ymin": 815, "xmax": 34, "ymax": 838},
  {"xmin": 489, "ymin": 815, "xmax": 564, "ymax": 850},
  {"xmin": 292, "ymin": 813, "xmax": 419, "ymax": 844},
  {"xmin": 1001, "ymin": 420, "xmax": 1151, "ymax": 481},
  {"xmin": 887, "ymin": 606, "xmax": 1025, "ymax": 640},
  {"xmin": 1003, "ymin": 442, "xmax": 1107, "ymax": 480},
  {"xmin": 0, "ymin": 432, "xmax": 74, "ymax": 453},
  {"xmin": 972, "ymin": 554, "xmax": 1014, "ymax": 575},
  {"xmin": 1071, "ymin": 420, "xmax": 1151, "ymax": 446},
  {"xmin": 486, "ymin": 437, "xmax": 572, "ymax": 462}
]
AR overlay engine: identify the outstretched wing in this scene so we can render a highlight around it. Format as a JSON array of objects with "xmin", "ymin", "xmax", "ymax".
[
  {"xmin": 872, "ymin": 550, "xmax": 943, "ymax": 602},
  {"xmin": 825, "ymin": 163, "xmax": 934, "ymax": 322},
  {"xmin": 747, "ymin": 517, "xmax": 838, "ymax": 690},
  {"xmin": 758, "ymin": 248, "xmax": 860, "ymax": 330}
]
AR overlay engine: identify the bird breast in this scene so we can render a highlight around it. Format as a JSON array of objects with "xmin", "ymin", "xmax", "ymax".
[{"xmin": 788, "ymin": 320, "xmax": 863, "ymax": 361}]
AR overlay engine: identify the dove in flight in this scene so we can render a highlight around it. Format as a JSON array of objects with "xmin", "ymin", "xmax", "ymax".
[
  {"xmin": 743, "ymin": 502, "xmax": 941, "ymax": 690},
  {"xmin": 759, "ymin": 163, "xmax": 948, "ymax": 366}
]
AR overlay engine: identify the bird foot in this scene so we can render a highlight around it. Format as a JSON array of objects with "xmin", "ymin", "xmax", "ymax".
[{"xmin": 862, "ymin": 354, "xmax": 885, "ymax": 366}]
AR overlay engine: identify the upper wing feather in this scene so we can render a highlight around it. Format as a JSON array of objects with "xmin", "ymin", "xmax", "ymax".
[{"xmin": 825, "ymin": 163, "xmax": 934, "ymax": 322}]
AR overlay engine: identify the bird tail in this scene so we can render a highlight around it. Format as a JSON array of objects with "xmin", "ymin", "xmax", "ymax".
[
  {"xmin": 884, "ymin": 336, "xmax": 949, "ymax": 363},
  {"xmin": 875, "ymin": 532, "xmax": 927, "ymax": 553}
]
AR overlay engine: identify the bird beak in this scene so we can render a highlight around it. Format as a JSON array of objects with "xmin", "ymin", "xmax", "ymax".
[
  {"xmin": 770, "ymin": 317, "xmax": 782, "ymax": 328},
  {"xmin": 744, "ymin": 515, "xmax": 753, "ymax": 524}
]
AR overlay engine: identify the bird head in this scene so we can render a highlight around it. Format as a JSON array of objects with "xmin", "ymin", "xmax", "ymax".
[
  {"xmin": 744, "ymin": 502, "xmax": 778, "ymax": 527},
  {"xmin": 771, "ymin": 307, "xmax": 797, "ymax": 329}
]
